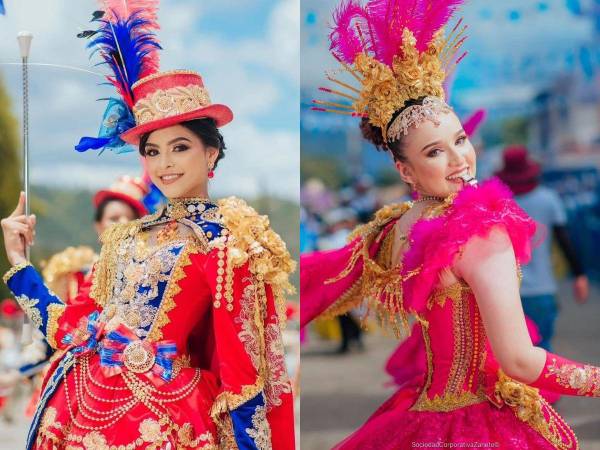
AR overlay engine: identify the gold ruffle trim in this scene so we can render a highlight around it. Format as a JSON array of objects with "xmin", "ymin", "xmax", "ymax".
[
  {"xmin": 493, "ymin": 370, "xmax": 578, "ymax": 450},
  {"xmin": 210, "ymin": 380, "xmax": 265, "ymax": 449},
  {"xmin": 217, "ymin": 197, "xmax": 296, "ymax": 329},
  {"xmin": 46, "ymin": 303, "xmax": 65, "ymax": 349},
  {"xmin": 146, "ymin": 241, "xmax": 199, "ymax": 342}
]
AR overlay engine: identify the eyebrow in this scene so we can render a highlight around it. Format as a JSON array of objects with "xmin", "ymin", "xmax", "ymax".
[
  {"xmin": 420, "ymin": 129, "xmax": 466, "ymax": 152},
  {"xmin": 145, "ymin": 137, "xmax": 192, "ymax": 148}
]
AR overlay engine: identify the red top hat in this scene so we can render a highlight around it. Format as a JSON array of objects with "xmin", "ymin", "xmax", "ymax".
[
  {"xmin": 495, "ymin": 145, "xmax": 541, "ymax": 195},
  {"xmin": 93, "ymin": 176, "xmax": 149, "ymax": 218},
  {"xmin": 120, "ymin": 70, "xmax": 233, "ymax": 145}
]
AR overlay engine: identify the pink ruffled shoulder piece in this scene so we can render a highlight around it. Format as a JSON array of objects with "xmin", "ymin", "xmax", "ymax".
[{"xmin": 402, "ymin": 177, "xmax": 537, "ymax": 314}]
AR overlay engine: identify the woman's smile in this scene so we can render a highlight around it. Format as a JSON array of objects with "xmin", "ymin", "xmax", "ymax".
[{"xmin": 158, "ymin": 173, "xmax": 184, "ymax": 185}]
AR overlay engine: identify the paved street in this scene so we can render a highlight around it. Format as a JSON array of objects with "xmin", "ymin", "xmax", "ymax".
[{"xmin": 301, "ymin": 281, "xmax": 600, "ymax": 450}]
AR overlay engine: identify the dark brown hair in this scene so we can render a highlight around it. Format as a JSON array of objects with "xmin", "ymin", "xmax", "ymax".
[
  {"xmin": 360, "ymin": 97, "xmax": 427, "ymax": 162},
  {"xmin": 138, "ymin": 118, "xmax": 227, "ymax": 169},
  {"xmin": 94, "ymin": 198, "xmax": 140, "ymax": 222}
]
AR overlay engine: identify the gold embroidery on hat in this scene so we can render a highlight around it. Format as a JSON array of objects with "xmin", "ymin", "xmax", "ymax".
[{"xmin": 133, "ymin": 85, "xmax": 211, "ymax": 125}]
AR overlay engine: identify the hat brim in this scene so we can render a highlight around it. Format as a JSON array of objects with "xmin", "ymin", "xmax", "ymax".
[
  {"xmin": 120, "ymin": 104, "xmax": 233, "ymax": 145},
  {"xmin": 93, "ymin": 190, "xmax": 148, "ymax": 218}
]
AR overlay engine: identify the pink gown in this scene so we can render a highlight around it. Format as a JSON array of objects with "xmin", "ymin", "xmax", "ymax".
[{"xmin": 301, "ymin": 178, "xmax": 577, "ymax": 450}]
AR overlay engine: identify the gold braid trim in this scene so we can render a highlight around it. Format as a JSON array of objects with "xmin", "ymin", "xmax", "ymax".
[
  {"xmin": 323, "ymin": 202, "xmax": 416, "ymax": 337},
  {"xmin": 210, "ymin": 381, "xmax": 265, "ymax": 419},
  {"xmin": 210, "ymin": 380, "xmax": 266, "ymax": 448},
  {"xmin": 46, "ymin": 303, "xmax": 65, "ymax": 349},
  {"xmin": 412, "ymin": 390, "xmax": 486, "ymax": 412},
  {"xmin": 409, "ymin": 315, "xmax": 433, "ymax": 411},
  {"xmin": 90, "ymin": 220, "xmax": 142, "ymax": 307},
  {"xmin": 3, "ymin": 261, "xmax": 32, "ymax": 285},
  {"xmin": 217, "ymin": 197, "xmax": 296, "ymax": 329},
  {"xmin": 147, "ymin": 241, "xmax": 199, "ymax": 342}
]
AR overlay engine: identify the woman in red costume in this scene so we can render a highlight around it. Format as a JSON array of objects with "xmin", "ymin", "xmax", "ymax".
[
  {"xmin": 1, "ymin": 2, "xmax": 295, "ymax": 449},
  {"xmin": 302, "ymin": 1, "xmax": 599, "ymax": 448}
]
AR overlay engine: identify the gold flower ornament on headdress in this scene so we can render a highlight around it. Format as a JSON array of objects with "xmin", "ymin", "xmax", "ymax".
[{"xmin": 312, "ymin": 0, "xmax": 468, "ymax": 143}]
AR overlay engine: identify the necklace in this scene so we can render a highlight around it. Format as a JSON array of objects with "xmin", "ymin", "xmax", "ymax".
[{"xmin": 413, "ymin": 194, "xmax": 446, "ymax": 203}]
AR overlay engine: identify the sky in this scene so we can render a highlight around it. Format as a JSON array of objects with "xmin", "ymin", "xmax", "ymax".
[
  {"xmin": 301, "ymin": 0, "xmax": 598, "ymax": 128},
  {"xmin": 0, "ymin": 0, "xmax": 299, "ymax": 201}
]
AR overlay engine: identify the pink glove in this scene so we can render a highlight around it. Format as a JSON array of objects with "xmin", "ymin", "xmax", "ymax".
[{"xmin": 531, "ymin": 352, "xmax": 600, "ymax": 397}]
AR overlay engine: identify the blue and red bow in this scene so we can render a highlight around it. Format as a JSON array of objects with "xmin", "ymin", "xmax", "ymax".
[
  {"xmin": 99, "ymin": 324, "xmax": 177, "ymax": 381},
  {"xmin": 61, "ymin": 311, "xmax": 104, "ymax": 355}
]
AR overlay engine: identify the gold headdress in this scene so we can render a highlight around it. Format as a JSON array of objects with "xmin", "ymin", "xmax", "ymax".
[{"xmin": 312, "ymin": 0, "xmax": 468, "ymax": 143}]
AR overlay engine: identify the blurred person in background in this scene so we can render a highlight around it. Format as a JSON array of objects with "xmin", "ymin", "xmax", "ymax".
[
  {"xmin": 495, "ymin": 146, "xmax": 589, "ymax": 351},
  {"xmin": 347, "ymin": 175, "xmax": 378, "ymax": 223},
  {"xmin": 0, "ymin": 298, "xmax": 24, "ymax": 422}
]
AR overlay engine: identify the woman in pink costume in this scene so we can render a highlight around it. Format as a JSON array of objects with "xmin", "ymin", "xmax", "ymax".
[{"xmin": 302, "ymin": 1, "xmax": 599, "ymax": 448}]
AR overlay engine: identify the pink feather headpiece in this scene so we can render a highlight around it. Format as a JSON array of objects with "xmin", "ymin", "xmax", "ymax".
[{"xmin": 312, "ymin": 0, "xmax": 468, "ymax": 143}]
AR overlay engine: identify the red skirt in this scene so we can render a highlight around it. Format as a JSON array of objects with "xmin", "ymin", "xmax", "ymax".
[{"xmin": 33, "ymin": 353, "xmax": 219, "ymax": 450}]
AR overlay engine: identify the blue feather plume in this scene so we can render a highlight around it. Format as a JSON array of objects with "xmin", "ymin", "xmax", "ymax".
[
  {"xmin": 88, "ymin": 11, "xmax": 161, "ymax": 107},
  {"xmin": 75, "ymin": 8, "xmax": 161, "ymax": 153}
]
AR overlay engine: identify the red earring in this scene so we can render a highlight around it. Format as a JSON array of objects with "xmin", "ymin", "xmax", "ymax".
[{"xmin": 208, "ymin": 170, "xmax": 215, "ymax": 179}]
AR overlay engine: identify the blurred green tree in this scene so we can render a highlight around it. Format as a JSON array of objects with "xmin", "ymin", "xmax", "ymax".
[
  {"xmin": 0, "ymin": 74, "xmax": 21, "ymax": 299},
  {"xmin": 502, "ymin": 116, "xmax": 530, "ymax": 146}
]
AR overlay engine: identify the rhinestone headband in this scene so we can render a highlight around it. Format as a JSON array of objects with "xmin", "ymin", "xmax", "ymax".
[{"xmin": 386, "ymin": 97, "xmax": 453, "ymax": 143}]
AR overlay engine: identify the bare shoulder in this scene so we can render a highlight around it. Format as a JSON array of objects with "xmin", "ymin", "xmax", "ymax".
[{"xmin": 455, "ymin": 224, "xmax": 515, "ymax": 280}]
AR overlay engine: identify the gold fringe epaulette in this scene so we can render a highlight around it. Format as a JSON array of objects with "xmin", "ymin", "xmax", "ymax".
[
  {"xmin": 90, "ymin": 220, "xmax": 142, "ymax": 307},
  {"xmin": 217, "ymin": 197, "xmax": 296, "ymax": 328},
  {"xmin": 322, "ymin": 201, "xmax": 418, "ymax": 337}
]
